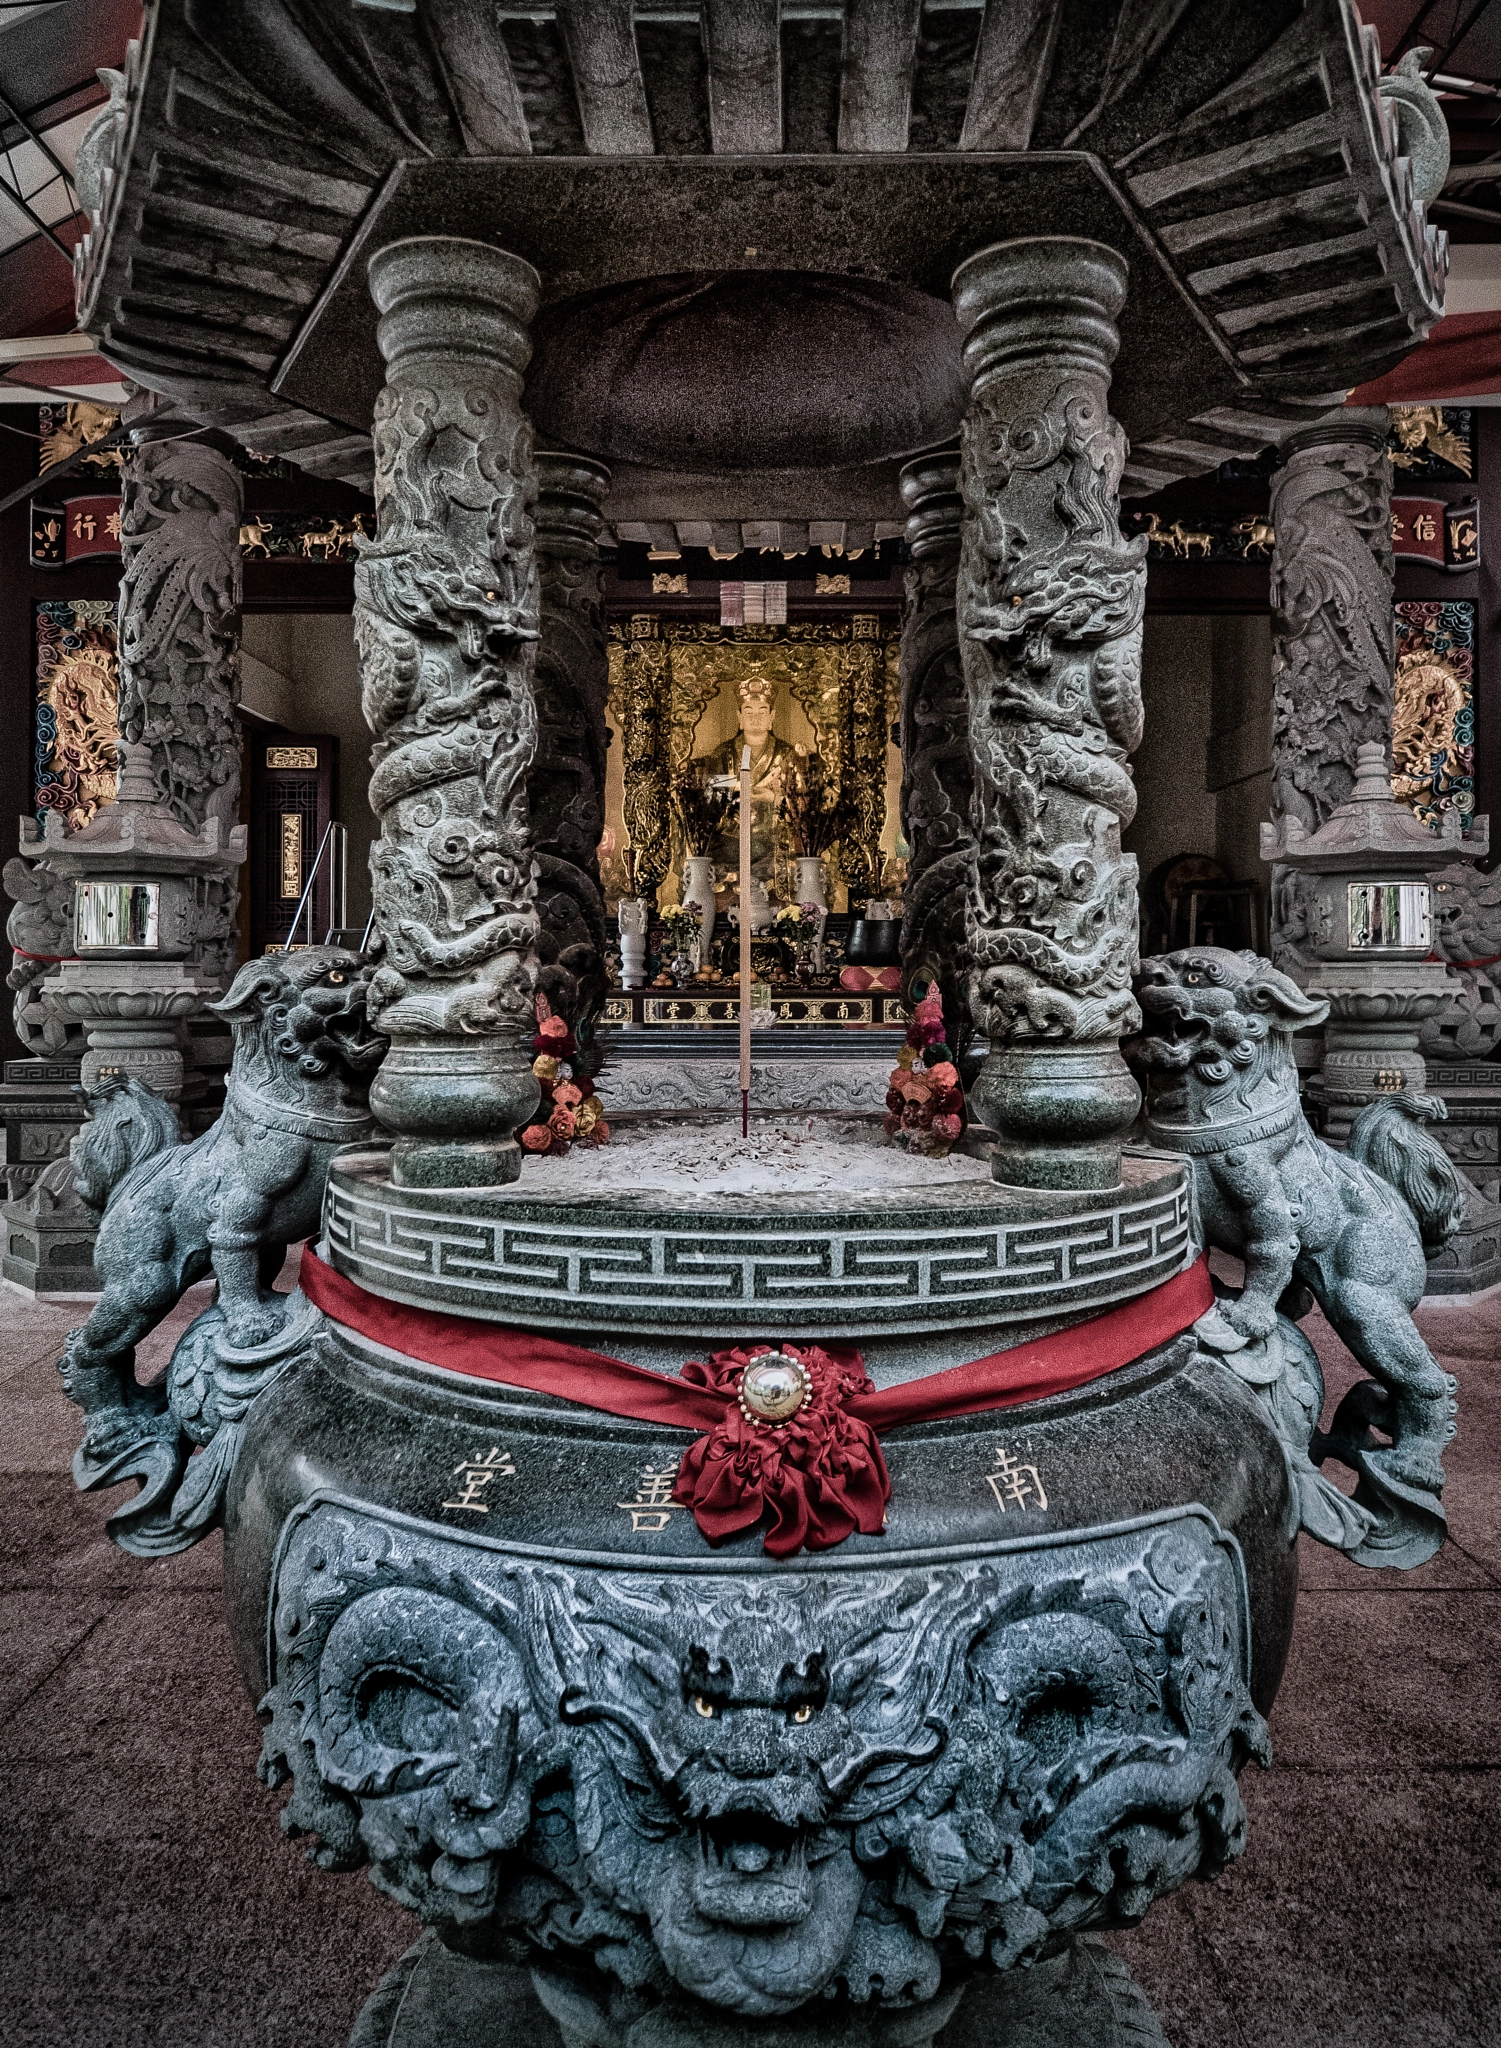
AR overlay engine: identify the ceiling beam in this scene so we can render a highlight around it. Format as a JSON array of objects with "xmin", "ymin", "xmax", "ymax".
[
  {"xmin": 960, "ymin": 0, "xmax": 1063, "ymax": 152},
  {"xmin": 838, "ymin": 0, "xmax": 922, "ymax": 153},
  {"xmin": 555, "ymin": 0, "xmax": 655, "ymax": 156},
  {"xmin": 704, "ymin": 0, "xmax": 782, "ymax": 155},
  {"xmin": 419, "ymin": 0, "xmax": 531, "ymax": 155}
]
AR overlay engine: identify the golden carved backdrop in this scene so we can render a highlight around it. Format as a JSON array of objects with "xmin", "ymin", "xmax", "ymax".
[{"xmin": 603, "ymin": 616, "xmax": 903, "ymax": 911}]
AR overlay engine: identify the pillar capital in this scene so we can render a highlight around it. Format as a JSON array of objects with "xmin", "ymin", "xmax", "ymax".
[
  {"xmin": 899, "ymin": 448, "xmax": 961, "ymax": 561},
  {"xmin": 952, "ymin": 235, "xmax": 1145, "ymax": 1190},
  {"xmin": 952, "ymin": 238, "xmax": 1128, "ymax": 397}
]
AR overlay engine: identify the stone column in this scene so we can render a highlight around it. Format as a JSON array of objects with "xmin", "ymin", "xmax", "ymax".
[
  {"xmin": 116, "ymin": 397, "xmax": 245, "ymax": 989},
  {"xmin": 1267, "ymin": 408, "xmax": 1393, "ymax": 968},
  {"xmin": 953, "ymin": 238, "xmax": 1147, "ymax": 1191},
  {"xmin": 356, "ymin": 236, "xmax": 543, "ymax": 1189},
  {"xmin": 531, "ymin": 451, "xmax": 612, "ymax": 1011},
  {"xmin": 897, "ymin": 449, "xmax": 974, "ymax": 1044}
]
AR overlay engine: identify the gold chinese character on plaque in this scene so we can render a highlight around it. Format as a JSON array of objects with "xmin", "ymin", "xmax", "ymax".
[
  {"xmin": 1413, "ymin": 512, "xmax": 1438, "ymax": 542},
  {"xmin": 618, "ymin": 1462, "xmax": 684, "ymax": 1533},
  {"xmin": 443, "ymin": 1444, "xmax": 518, "ymax": 1513},
  {"xmin": 985, "ymin": 1443, "xmax": 1048, "ymax": 1513},
  {"xmin": 280, "ymin": 812, "xmax": 302, "ymax": 900}
]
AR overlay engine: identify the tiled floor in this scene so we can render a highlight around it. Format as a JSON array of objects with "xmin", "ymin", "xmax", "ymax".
[{"xmin": 1, "ymin": 1276, "xmax": 1496, "ymax": 2046}]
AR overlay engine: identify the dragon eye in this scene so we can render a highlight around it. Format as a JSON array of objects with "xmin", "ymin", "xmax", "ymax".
[
  {"xmin": 791, "ymin": 1704, "xmax": 813, "ymax": 1725},
  {"xmin": 1185, "ymin": 972, "xmax": 1201, "ymax": 984},
  {"xmin": 327, "ymin": 971, "xmax": 345, "ymax": 984},
  {"xmin": 692, "ymin": 1695, "xmax": 716, "ymax": 1719}
]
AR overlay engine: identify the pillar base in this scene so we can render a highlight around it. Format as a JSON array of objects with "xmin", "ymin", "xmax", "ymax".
[
  {"xmin": 390, "ymin": 1135, "xmax": 522, "ymax": 1189},
  {"xmin": 370, "ymin": 1031, "xmax": 539, "ymax": 1190},
  {"xmin": 974, "ymin": 1045, "xmax": 1141, "ymax": 1193}
]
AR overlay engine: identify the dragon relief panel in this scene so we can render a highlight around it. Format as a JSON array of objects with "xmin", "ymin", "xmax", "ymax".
[{"xmin": 260, "ymin": 1502, "xmax": 1264, "ymax": 2021}]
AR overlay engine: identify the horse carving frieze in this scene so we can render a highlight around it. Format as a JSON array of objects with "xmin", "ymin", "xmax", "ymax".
[
  {"xmin": 259, "ymin": 1500, "xmax": 1266, "ymax": 2023},
  {"xmin": 58, "ymin": 946, "xmax": 384, "ymax": 1554},
  {"xmin": 1132, "ymin": 946, "xmax": 1464, "ymax": 1568}
]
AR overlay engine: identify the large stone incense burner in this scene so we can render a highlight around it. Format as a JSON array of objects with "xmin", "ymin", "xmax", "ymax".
[
  {"xmin": 228, "ymin": 1121, "xmax": 1287, "ymax": 2047},
  {"xmin": 52, "ymin": 8, "xmax": 1460, "ymax": 2042}
]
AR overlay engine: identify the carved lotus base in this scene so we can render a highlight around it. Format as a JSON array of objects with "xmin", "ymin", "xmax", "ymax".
[{"xmin": 222, "ymin": 1281, "xmax": 1296, "ymax": 2042}]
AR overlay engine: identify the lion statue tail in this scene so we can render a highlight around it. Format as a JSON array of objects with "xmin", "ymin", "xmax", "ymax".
[
  {"xmin": 1346, "ymin": 1092, "xmax": 1468, "ymax": 1251},
  {"xmin": 71, "ymin": 1072, "xmax": 183, "ymax": 1215}
]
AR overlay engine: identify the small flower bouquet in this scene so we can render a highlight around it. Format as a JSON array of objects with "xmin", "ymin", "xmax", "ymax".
[
  {"xmin": 521, "ymin": 993, "xmax": 610, "ymax": 1157},
  {"xmin": 658, "ymin": 902, "xmax": 703, "ymax": 947},
  {"xmin": 883, "ymin": 987, "xmax": 965, "ymax": 1157},
  {"xmin": 772, "ymin": 901, "xmax": 821, "ymax": 934}
]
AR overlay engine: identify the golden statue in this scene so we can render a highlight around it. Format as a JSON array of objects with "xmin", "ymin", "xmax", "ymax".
[{"xmin": 692, "ymin": 674, "xmax": 802, "ymax": 878}]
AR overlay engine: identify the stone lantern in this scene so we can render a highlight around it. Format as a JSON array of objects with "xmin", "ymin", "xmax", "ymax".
[
  {"xmin": 25, "ymin": 742, "xmax": 246, "ymax": 1108},
  {"xmin": 1261, "ymin": 741, "xmax": 1489, "ymax": 1142}
]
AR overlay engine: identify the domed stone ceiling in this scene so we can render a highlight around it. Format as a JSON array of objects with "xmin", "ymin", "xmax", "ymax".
[{"xmin": 526, "ymin": 270, "xmax": 966, "ymax": 472}]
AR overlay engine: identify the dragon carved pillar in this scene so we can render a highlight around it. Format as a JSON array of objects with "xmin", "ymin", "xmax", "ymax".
[
  {"xmin": 531, "ymin": 451, "xmax": 611, "ymax": 1029},
  {"xmin": 1267, "ymin": 408, "xmax": 1394, "ymax": 968},
  {"xmin": 116, "ymin": 400, "xmax": 245, "ymax": 989},
  {"xmin": 953, "ymin": 238, "xmax": 1147, "ymax": 1191},
  {"xmin": 356, "ymin": 236, "xmax": 543, "ymax": 1189},
  {"xmin": 897, "ymin": 449, "xmax": 975, "ymax": 1053}
]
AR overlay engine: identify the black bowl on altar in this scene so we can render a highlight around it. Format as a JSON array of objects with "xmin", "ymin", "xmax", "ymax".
[{"xmin": 845, "ymin": 917, "xmax": 901, "ymax": 967}]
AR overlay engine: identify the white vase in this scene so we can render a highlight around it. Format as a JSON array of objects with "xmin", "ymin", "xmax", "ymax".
[
  {"xmin": 618, "ymin": 898, "xmax": 649, "ymax": 988},
  {"xmin": 795, "ymin": 857, "xmax": 828, "ymax": 918},
  {"xmin": 682, "ymin": 856, "xmax": 716, "ymax": 960}
]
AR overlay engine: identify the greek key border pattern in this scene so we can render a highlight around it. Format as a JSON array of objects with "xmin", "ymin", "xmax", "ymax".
[{"xmin": 325, "ymin": 1172, "xmax": 1192, "ymax": 1329}]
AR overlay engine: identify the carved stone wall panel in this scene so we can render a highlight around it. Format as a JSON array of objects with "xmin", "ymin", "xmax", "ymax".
[{"xmin": 117, "ymin": 429, "xmax": 244, "ymax": 988}]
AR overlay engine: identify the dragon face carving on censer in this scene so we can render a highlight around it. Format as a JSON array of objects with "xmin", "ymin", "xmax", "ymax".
[{"xmin": 260, "ymin": 1502, "xmax": 1265, "ymax": 2023}]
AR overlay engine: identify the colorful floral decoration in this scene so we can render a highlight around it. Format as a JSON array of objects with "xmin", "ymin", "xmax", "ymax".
[
  {"xmin": 884, "ymin": 985, "xmax": 965, "ymax": 1155},
  {"xmin": 673, "ymin": 1342, "xmax": 890, "ymax": 1558},
  {"xmin": 520, "ymin": 993, "xmax": 610, "ymax": 1157},
  {"xmin": 1392, "ymin": 600, "xmax": 1475, "ymax": 830}
]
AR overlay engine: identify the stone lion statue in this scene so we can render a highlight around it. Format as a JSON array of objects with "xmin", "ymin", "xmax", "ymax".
[
  {"xmin": 1131, "ymin": 948, "xmax": 1463, "ymax": 1558},
  {"xmin": 59, "ymin": 947, "xmax": 383, "ymax": 1551}
]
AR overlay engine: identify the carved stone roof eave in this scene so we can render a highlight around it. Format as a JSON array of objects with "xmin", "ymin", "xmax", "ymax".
[{"xmin": 73, "ymin": 0, "xmax": 1447, "ymax": 511}]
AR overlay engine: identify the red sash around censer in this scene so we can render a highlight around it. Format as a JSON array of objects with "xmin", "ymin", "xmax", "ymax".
[{"xmin": 299, "ymin": 1246, "xmax": 1213, "ymax": 1558}]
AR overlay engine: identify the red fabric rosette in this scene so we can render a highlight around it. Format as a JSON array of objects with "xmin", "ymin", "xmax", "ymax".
[{"xmin": 674, "ymin": 1343, "xmax": 892, "ymax": 1558}]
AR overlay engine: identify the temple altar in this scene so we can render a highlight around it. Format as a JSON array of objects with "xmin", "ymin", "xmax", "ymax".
[{"xmin": 602, "ymin": 615, "xmax": 903, "ymax": 919}]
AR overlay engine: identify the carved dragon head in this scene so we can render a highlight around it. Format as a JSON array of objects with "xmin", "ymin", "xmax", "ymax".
[
  {"xmin": 1131, "ymin": 948, "xmax": 1328, "ymax": 1125},
  {"xmin": 210, "ymin": 947, "xmax": 385, "ymax": 1106}
]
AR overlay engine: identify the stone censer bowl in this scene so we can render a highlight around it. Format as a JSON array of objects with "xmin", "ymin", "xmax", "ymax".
[{"xmin": 223, "ymin": 1119, "xmax": 1297, "ymax": 2047}]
